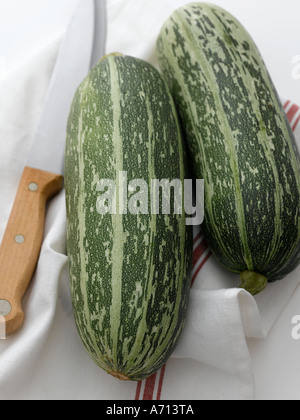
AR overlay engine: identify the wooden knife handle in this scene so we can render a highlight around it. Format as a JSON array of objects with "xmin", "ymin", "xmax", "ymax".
[{"xmin": 0, "ymin": 167, "xmax": 63, "ymax": 336}]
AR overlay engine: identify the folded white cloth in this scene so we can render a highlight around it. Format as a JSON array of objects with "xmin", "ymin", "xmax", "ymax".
[{"xmin": 0, "ymin": 0, "xmax": 299, "ymax": 401}]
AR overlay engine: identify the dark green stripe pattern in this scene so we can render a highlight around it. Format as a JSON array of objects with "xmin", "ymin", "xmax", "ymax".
[
  {"xmin": 157, "ymin": 3, "xmax": 300, "ymax": 283},
  {"xmin": 65, "ymin": 55, "xmax": 193, "ymax": 381}
]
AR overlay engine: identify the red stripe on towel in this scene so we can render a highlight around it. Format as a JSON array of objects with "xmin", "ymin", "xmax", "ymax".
[
  {"xmin": 156, "ymin": 365, "xmax": 166, "ymax": 400},
  {"xmin": 142, "ymin": 373, "xmax": 157, "ymax": 400},
  {"xmin": 287, "ymin": 104, "xmax": 300, "ymax": 124},
  {"xmin": 192, "ymin": 251, "xmax": 212, "ymax": 286},
  {"xmin": 292, "ymin": 113, "xmax": 300, "ymax": 131},
  {"xmin": 192, "ymin": 238, "xmax": 207, "ymax": 269},
  {"xmin": 135, "ymin": 380, "xmax": 142, "ymax": 400},
  {"xmin": 193, "ymin": 230, "xmax": 202, "ymax": 245}
]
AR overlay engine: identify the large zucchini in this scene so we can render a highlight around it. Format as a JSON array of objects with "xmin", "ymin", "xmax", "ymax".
[
  {"xmin": 65, "ymin": 54, "xmax": 193, "ymax": 380},
  {"xmin": 157, "ymin": 3, "xmax": 300, "ymax": 295}
]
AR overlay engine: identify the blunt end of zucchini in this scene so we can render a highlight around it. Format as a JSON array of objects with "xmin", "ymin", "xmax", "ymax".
[
  {"xmin": 109, "ymin": 371, "xmax": 131, "ymax": 381},
  {"xmin": 239, "ymin": 271, "xmax": 268, "ymax": 296}
]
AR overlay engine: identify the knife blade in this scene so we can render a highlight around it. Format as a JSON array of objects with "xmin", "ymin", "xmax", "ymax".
[{"xmin": 0, "ymin": 0, "xmax": 107, "ymax": 336}]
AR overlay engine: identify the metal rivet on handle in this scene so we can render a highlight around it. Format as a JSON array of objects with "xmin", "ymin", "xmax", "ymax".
[
  {"xmin": 0, "ymin": 300, "xmax": 11, "ymax": 317},
  {"xmin": 28, "ymin": 182, "xmax": 38, "ymax": 192},
  {"xmin": 15, "ymin": 235, "xmax": 25, "ymax": 244}
]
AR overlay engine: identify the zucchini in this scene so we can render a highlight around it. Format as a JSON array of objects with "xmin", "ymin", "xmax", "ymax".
[
  {"xmin": 65, "ymin": 54, "xmax": 193, "ymax": 381},
  {"xmin": 157, "ymin": 3, "xmax": 300, "ymax": 295}
]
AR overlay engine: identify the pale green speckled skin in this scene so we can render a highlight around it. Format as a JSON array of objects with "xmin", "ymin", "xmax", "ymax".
[
  {"xmin": 65, "ymin": 55, "xmax": 193, "ymax": 381},
  {"xmin": 157, "ymin": 3, "xmax": 300, "ymax": 283}
]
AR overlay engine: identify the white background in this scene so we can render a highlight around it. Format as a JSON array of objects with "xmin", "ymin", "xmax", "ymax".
[{"xmin": 1, "ymin": 0, "xmax": 300, "ymax": 400}]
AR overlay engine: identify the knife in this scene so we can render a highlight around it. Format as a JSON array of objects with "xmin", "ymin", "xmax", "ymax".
[{"xmin": 0, "ymin": 0, "xmax": 107, "ymax": 337}]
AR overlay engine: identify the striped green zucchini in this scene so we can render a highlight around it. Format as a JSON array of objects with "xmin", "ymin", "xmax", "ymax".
[
  {"xmin": 157, "ymin": 3, "xmax": 300, "ymax": 295},
  {"xmin": 65, "ymin": 54, "xmax": 193, "ymax": 381}
]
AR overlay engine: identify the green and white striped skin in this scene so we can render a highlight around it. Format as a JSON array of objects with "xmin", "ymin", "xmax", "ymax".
[
  {"xmin": 157, "ymin": 3, "xmax": 300, "ymax": 294},
  {"xmin": 65, "ymin": 54, "xmax": 193, "ymax": 381}
]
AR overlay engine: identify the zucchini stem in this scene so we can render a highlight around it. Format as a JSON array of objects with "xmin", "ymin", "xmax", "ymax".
[{"xmin": 240, "ymin": 271, "xmax": 268, "ymax": 296}]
